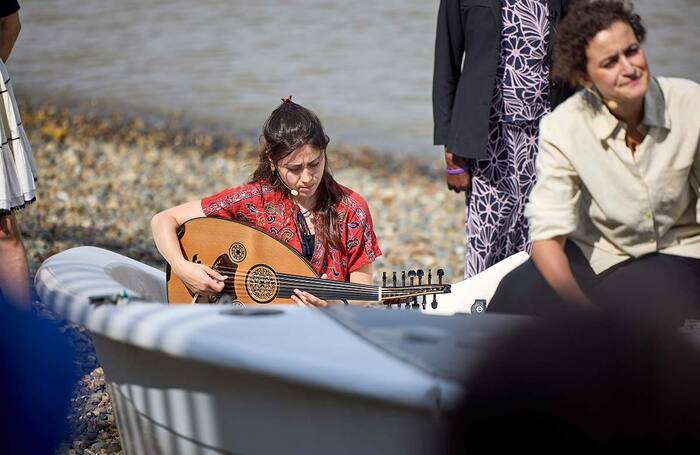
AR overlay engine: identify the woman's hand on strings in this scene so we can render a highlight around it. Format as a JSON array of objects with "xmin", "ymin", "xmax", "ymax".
[
  {"xmin": 292, "ymin": 273, "xmax": 329, "ymax": 308},
  {"xmin": 175, "ymin": 261, "xmax": 227, "ymax": 296}
]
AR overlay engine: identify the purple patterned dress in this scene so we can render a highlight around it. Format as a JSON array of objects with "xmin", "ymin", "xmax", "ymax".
[{"xmin": 464, "ymin": 0, "xmax": 552, "ymax": 278}]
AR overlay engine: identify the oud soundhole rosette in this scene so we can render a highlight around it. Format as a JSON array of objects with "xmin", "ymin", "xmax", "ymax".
[
  {"xmin": 245, "ymin": 265, "xmax": 278, "ymax": 303},
  {"xmin": 228, "ymin": 242, "xmax": 247, "ymax": 263}
]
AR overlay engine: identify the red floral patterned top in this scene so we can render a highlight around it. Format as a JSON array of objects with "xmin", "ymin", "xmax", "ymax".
[{"xmin": 201, "ymin": 181, "xmax": 382, "ymax": 281}]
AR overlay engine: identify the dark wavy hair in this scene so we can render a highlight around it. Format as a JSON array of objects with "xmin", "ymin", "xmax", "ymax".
[
  {"xmin": 553, "ymin": 0, "xmax": 646, "ymax": 87},
  {"xmin": 250, "ymin": 100, "xmax": 345, "ymax": 251}
]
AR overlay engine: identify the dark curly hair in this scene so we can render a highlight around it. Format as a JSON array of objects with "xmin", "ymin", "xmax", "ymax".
[
  {"xmin": 251, "ymin": 99, "xmax": 345, "ymax": 252},
  {"xmin": 553, "ymin": 0, "xmax": 646, "ymax": 87}
]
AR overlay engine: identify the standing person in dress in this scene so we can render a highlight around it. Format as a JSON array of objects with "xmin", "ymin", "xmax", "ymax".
[
  {"xmin": 152, "ymin": 98, "xmax": 381, "ymax": 307},
  {"xmin": 433, "ymin": 0, "xmax": 574, "ymax": 278},
  {"xmin": 0, "ymin": 0, "xmax": 36, "ymax": 309},
  {"xmin": 488, "ymin": 0, "xmax": 700, "ymax": 326}
]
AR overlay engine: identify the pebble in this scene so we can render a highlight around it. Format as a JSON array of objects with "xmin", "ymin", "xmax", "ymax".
[{"xmin": 21, "ymin": 101, "xmax": 468, "ymax": 454}]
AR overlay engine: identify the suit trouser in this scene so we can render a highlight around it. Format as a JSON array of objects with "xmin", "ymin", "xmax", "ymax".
[{"xmin": 488, "ymin": 241, "xmax": 700, "ymax": 327}]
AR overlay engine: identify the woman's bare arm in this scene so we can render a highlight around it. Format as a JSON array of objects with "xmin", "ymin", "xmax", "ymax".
[
  {"xmin": 0, "ymin": 12, "xmax": 20, "ymax": 62},
  {"xmin": 531, "ymin": 236, "xmax": 591, "ymax": 307},
  {"xmin": 151, "ymin": 200, "xmax": 226, "ymax": 295},
  {"xmin": 349, "ymin": 263, "xmax": 373, "ymax": 285},
  {"xmin": 345, "ymin": 263, "xmax": 374, "ymax": 305}
]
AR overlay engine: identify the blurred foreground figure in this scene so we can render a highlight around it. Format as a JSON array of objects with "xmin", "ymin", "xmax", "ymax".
[
  {"xmin": 489, "ymin": 0, "xmax": 700, "ymax": 325},
  {"xmin": 453, "ymin": 314, "xmax": 700, "ymax": 450},
  {"xmin": 0, "ymin": 0, "xmax": 37, "ymax": 308},
  {"xmin": 0, "ymin": 296, "xmax": 77, "ymax": 454}
]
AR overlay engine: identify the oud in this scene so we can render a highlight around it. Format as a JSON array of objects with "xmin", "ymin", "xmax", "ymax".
[{"xmin": 167, "ymin": 218, "xmax": 450, "ymax": 305}]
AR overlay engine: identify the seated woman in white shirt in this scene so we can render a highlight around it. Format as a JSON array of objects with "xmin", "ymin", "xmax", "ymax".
[{"xmin": 488, "ymin": 0, "xmax": 700, "ymax": 325}]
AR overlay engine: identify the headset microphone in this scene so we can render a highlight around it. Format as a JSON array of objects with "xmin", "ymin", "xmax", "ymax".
[{"xmin": 279, "ymin": 176, "xmax": 299, "ymax": 196}]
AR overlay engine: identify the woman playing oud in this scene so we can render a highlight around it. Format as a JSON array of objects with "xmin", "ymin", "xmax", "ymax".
[
  {"xmin": 489, "ymin": 0, "xmax": 700, "ymax": 325},
  {"xmin": 151, "ymin": 98, "xmax": 381, "ymax": 307}
]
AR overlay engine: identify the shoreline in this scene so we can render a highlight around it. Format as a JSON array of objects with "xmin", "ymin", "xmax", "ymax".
[
  {"xmin": 19, "ymin": 99, "xmax": 466, "ymax": 454},
  {"xmin": 14, "ymin": 84, "xmax": 436, "ymax": 159}
]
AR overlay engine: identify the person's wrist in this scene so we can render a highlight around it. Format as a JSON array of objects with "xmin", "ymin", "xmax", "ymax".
[
  {"xmin": 446, "ymin": 167, "xmax": 466, "ymax": 175},
  {"xmin": 172, "ymin": 258, "xmax": 191, "ymax": 275},
  {"xmin": 561, "ymin": 287, "xmax": 590, "ymax": 307}
]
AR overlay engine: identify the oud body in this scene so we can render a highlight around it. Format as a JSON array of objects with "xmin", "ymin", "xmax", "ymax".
[{"xmin": 168, "ymin": 217, "xmax": 321, "ymax": 304}]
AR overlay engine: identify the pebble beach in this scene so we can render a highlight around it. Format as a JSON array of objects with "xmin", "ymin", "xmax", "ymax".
[{"xmin": 19, "ymin": 102, "xmax": 467, "ymax": 454}]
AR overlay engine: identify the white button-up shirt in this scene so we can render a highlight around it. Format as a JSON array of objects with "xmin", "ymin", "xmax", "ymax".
[{"xmin": 526, "ymin": 77, "xmax": 700, "ymax": 273}]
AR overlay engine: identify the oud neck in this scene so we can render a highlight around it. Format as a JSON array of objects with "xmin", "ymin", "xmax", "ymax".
[
  {"xmin": 277, "ymin": 273, "xmax": 379, "ymax": 301},
  {"xmin": 275, "ymin": 273, "xmax": 449, "ymax": 302}
]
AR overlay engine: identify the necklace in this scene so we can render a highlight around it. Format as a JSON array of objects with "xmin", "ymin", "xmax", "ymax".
[{"xmin": 296, "ymin": 202, "xmax": 313, "ymax": 217}]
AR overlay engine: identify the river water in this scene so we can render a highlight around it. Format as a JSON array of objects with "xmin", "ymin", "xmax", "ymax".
[{"xmin": 10, "ymin": 0, "xmax": 700, "ymax": 156}]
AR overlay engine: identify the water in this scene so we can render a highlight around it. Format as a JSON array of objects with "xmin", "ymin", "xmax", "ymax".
[{"xmin": 10, "ymin": 0, "xmax": 700, "ymax": 156}]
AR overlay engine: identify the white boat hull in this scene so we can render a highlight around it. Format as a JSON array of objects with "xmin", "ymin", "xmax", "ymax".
[{"xmin": 35, "ymin": 246, "xmax": 528, "ymax": 454}]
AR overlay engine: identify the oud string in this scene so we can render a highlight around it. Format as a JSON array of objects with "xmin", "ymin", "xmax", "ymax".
[{"xmin": 212, "ymin": 266, "xmax": 376, "ymax": 291}]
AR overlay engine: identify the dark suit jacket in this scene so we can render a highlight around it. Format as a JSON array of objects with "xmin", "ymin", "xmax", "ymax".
[{"xmin": 432, "ymin": 0, "xmax": 574, "ymax": 160}]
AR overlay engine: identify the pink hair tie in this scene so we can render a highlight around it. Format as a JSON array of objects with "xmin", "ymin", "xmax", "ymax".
[
  {"xmin": 446, "ymin": 167, "xmax": 466, "ymax": 175},
  {"xmin": 281, "ymin": 95, "xmax": 293, "ymax": 103}
]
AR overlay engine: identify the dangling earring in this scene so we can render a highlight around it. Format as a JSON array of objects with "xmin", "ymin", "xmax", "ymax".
[
  {"xmin": 586, "ymin": 85, "xmax": 618, "ymax": 111},
  {"xmin": 584, "ymin": 85, "xmax": 598, "ymax": 100}
]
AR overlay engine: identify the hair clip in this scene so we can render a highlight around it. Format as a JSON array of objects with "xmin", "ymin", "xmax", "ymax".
[{"xmin": 281, "ymin": 95, "xmax": 293, "ymax": 103}]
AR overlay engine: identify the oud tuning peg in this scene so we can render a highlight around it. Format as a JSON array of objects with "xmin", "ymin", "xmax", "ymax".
[
  {"xmin": 392, "ymin": 271, "xmax": 397, "ymax": 287},
  {"xmin": 408, "ymin": 270, "xmax": 418, "ymax": 309},
  {"xmin": 437, "ymin": 269, "xmax": 445, "ymax": 285},
  {"xmin": 419, "ymin": 270, "xmax": 426, "ymax": 308},
  {"xmin": 432, "ymin": 271, "xmax": 442, "ymax": 310},
  {"xmin": 428, "ymin": 269, "xmax": 432, "ymax": 284},
  {"xmin": 382, "ymin": 271, "xmax": 387, "ymax": 287},
  {"xmin": 418, "ymin": 270, "xmax": 425, "ymax": 307},
  {"xmin": 402, "ymin": 270, "xmax": 410, "ymax": 309}
]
